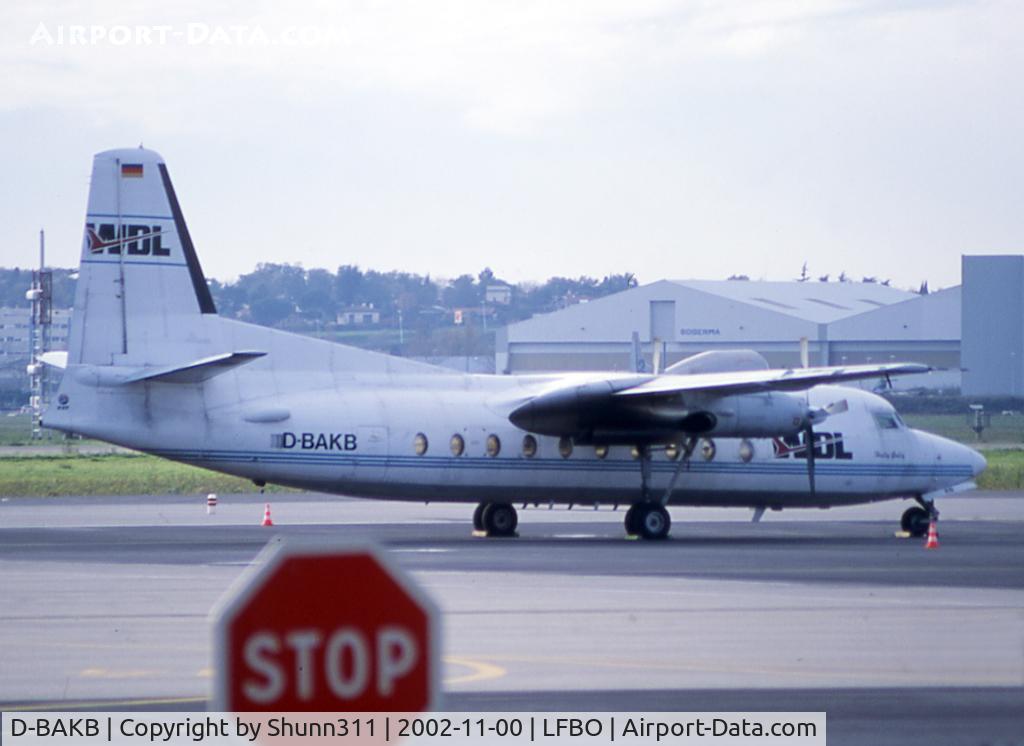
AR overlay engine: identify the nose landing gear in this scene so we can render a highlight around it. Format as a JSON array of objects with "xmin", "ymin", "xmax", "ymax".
[{"xmin": 901, "ymin": 497, "xmax": 939, "ymax": 538}]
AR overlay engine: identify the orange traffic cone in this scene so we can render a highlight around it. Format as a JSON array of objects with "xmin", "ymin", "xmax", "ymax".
[
  {"xmin": 924, "ymin": 520, "xmax": 939, "ymax": 549},
  {"xmin": 261, "ymin": 503, "xmax": 274, "ymax": 527}
]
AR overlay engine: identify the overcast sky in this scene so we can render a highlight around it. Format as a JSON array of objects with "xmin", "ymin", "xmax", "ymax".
[{"xmin": 1, "ymin": 0, "xmax": 1021, "ymax": 290}]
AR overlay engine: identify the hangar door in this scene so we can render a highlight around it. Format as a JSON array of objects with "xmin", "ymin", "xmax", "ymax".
[{"xmin": 649, "ymin": 300, "xmax": 676, "ymax": 342}]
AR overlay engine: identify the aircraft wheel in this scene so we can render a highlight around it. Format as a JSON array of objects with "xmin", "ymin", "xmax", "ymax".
[
  {"xmin": 482, "ymin": 502, "xmax": 518, "ymax": 537},
  {"xmin": 901, "ymin": 506, "xmax": 930, "ymax": 537},
  {"xmin": 636, "ymin": 503, "xmax": 671, "ymax": 541},
  {"xmin": 624, "ymin": 503, "xmax": 642, "ymax": 535},
  {"xmin": 472, "ymin": 502, "xmax": 487, "ymax": 532}
]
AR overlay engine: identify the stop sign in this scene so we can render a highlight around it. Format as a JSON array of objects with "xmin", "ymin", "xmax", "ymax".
[{"xmin": 213, "ymin": 541, "xmax": 439, "ymax": 711}]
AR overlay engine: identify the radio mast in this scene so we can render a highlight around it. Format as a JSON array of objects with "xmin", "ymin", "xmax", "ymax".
[{"xmin": 26, "ymin": 229, "xmax": 52, "ymax": 439}]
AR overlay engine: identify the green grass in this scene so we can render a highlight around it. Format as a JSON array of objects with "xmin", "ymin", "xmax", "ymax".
[
  {"xmin": 901, "ymin": 413, "xmax": 1024, "ymax": 445},
  {"xmin": 975, "ymin": 449, "xmax": 1024, "ymax": 491},
  {"xmin": 0, "ymin": 413, "xmax": 38, "ymax": 445},
  {"xmin": 0, "ymin": 453, "xmax": 294, "ymax": 497}
]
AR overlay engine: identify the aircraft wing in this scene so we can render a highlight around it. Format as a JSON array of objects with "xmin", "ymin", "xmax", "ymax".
[
  {"xmin": 613, "ymin": 362, "xmax": 930, "ymax": 398},
  {"xmin": 508, "ymin": 362, "xmax": 930, "ymax": 441}
]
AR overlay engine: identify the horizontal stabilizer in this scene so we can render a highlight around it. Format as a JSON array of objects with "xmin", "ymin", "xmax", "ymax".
[
  {"xmin": 122, "ymin": 351, "xmax": 266, "ymax": 384},
  {"xmin": 39, "ymin": 351, "xmax": 69, "ymax": 370}
]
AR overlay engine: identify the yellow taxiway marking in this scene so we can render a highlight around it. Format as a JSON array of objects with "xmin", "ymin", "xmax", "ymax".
[
  {"xmin": 465, "ymin": 652, "xmax": 999, "ymax": 684},
  {"xmin": 442, "ymin": 656, "xmax": 507, "ymax": 685},
  {"xmin": 79, "ymin": 668, "xmax": 161, "ymax": 679},
  {"xmin": 0, "ymin": 696, "xmax": 207, "ymax": 712}
]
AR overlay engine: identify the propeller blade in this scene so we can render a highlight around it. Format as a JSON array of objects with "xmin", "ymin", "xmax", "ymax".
[
  {"xmin": 808, "ymin": 398, "xmax": 849, "ymax": 425},
  {"xmin": 826, "ymin": 399, "xmax": 849, "ymax": 415},
  {"xmin": 805, "ymin": 424, "xmax": 816, "ymax": 498}
]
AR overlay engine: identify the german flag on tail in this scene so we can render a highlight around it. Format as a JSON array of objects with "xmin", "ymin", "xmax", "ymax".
[{"xmin": 120, "ymin": 163, "xmax": 144, "ymax": 178}]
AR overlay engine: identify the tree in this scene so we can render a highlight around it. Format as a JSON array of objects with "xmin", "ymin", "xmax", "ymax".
[
  {"xmin": 335, "ymin": 265, "xmax": 363, "ymax": 306},
  {"xmin": 443, "ymin": 274, "xmax": 479, "ymax": 308},
  {"xmin": 798, "ymin": 262, "xmax": 809, "ymax": 282},
  {"xmin": 250, "ymin": 296, "xmax": 294, "ymax": 326}
]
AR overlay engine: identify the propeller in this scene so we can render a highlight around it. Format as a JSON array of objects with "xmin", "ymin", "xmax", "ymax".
[
  {"xmin": 798, "ymin": 337, "xmax": 851, "ymax": 497},
  {"xmin": 799, "ymin": 337, "xmax": 816, "ymax": 497},
  {"xmin": 802, "ymin": 399, "xmax": 849, "ymax": 498}
]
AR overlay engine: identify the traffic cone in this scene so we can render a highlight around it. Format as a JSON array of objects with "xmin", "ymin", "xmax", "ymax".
[
  {"xmin": 261, "ymin": 503, "xmax": 274, "ymax": 527},
  {"xmin": 924, "ymin": 520, "xmax": 939, "ymax": 549}
]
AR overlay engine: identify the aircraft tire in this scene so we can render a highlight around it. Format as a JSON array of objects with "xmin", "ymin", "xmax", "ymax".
[
  {"xmin": 472, "ymin": 502, "xmax": 487, "ymax": 531},
  {"xmin": 482, "ymin": 502, "xmax": 518, "ymax": 537},
  {"xmin": 901, "ymin": 506, "xmax": 930, "ymax": 537},
  {"xmin": 624, "ymin": 503, "xmax": 642, "ymax": 535},
  {"xmin": 636, "ymin": 503, "xmax": 671, "ymax": 541}
]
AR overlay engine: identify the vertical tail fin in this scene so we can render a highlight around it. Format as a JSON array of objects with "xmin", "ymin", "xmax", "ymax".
[{"xmin": 68, "ymin": 147, "xmax": 216, "ymax": 366}]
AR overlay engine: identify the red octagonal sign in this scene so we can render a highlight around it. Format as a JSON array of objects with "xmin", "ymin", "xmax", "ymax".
[{"xmin": 213, "ymin": 542, "xmax": 439, "ymax": 711}]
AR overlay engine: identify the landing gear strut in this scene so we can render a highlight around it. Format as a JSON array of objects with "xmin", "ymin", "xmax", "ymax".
[
  {"xmin": 624, "ymin": 445, "xmax": 674, "ymax": 540},
  {"xmin": 473, "ymin": 501, "xmax": 518, "ymax": 537}
]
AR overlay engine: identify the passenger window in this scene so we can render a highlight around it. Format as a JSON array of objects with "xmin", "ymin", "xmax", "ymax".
[
  {"xmin": 558, "ymin": 437, "xmax": 573, "ymax": 458},
  {"xmin": 450, "ymin": 433, "xmax": 465, "ymax": 456},
  {"xmin": 486, "ymin": 434, "xmax": 501, "ymax": 457},
  {"xmin": 522, "ymin": 434, "xmax": 537, "ymax": 458},
  {"xmin": 414, "ymin": 432, "xmax": 428, "ymax": 456}
]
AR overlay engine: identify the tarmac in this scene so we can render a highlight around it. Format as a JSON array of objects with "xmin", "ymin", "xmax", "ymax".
[{"xmin": 1, "ymin": 492, "xmax": 1022, "ymax": 746}]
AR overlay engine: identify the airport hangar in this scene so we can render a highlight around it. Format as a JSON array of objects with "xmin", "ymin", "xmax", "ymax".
[{"xmin": 497, "ymin": 272, "xmax": 965, "ymax": 391}]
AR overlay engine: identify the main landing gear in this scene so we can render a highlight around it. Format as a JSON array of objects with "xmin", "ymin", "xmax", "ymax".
[
  {"xmin": 900, "ymin": 496, "xmax": 938, "ymax": 538},
  {"xmin": 622, "ymin": 442, "xmax": 691, "ymax": 541},
  {"xmin": 472, "ymin": 501, "xmax": 518, "ymax": 537},
  {"xmin": 624, "ymin": 501, "xmax": 671, "ymax": 540}
]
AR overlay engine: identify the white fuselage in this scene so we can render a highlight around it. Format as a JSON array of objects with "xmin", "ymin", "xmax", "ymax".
[{"xmin": 49, "ymin": 355, "xmax": 982, "ymax": 510}]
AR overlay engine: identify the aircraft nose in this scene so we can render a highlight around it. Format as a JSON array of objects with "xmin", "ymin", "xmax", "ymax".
[
  {"xmin": 916, "ymin": 431, "xmax": 987, "ymax": 480},
  {"xmin": 967, "ymin": 446, "xmax": 987, "ymax": 478}
]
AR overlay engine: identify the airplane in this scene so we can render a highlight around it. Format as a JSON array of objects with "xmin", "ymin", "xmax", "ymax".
[{"xmin": 41, "ymin": 147, "xmax": 986, "ymax": 541}]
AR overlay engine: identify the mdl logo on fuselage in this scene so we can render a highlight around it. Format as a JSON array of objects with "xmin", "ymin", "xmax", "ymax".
[
  {"xmin": 772, "ymin": 432, "xmax": 853, "ymax": 460},
  {"xmin": 86, "ymin": 223, "xmax": 170, "ymax": 256}
]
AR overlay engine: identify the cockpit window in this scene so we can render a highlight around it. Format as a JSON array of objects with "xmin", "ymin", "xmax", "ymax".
[{"xmin": 873, "ymin": 412, "xmax": 901, "ymax": 430}]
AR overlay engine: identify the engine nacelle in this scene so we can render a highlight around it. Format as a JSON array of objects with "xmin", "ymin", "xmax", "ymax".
[
  {"xmin": 690, "ymin": 391, "xmax": 807, "ymax": 438},
  {"xmin": 510, "ymin": 383, "xmax": 810, "ymax": 443}
]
